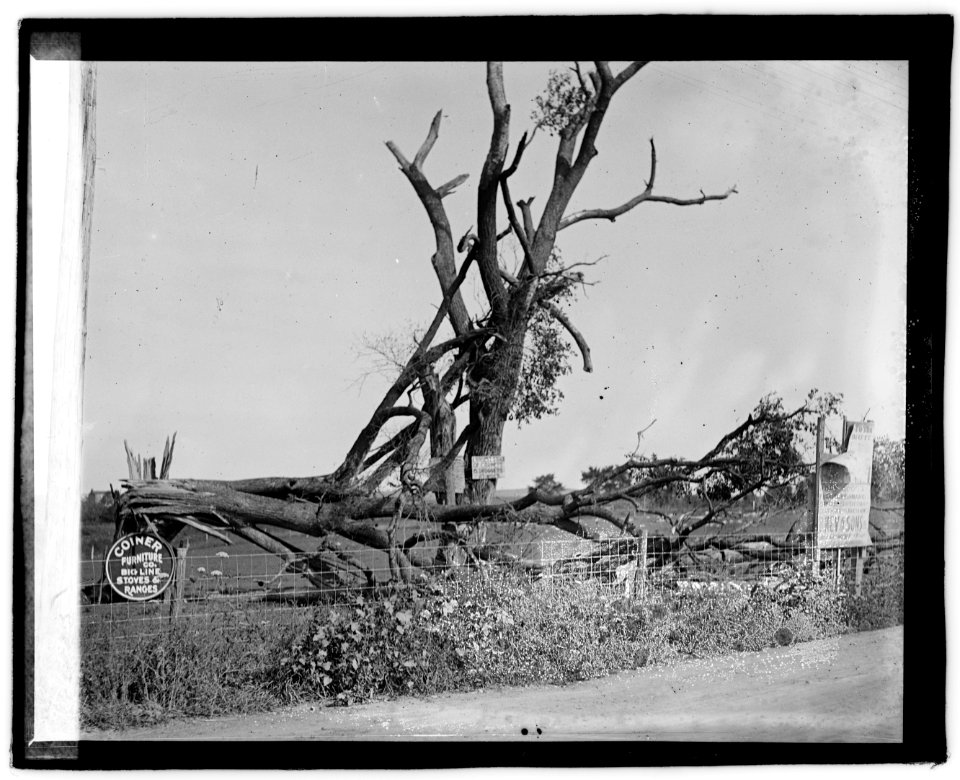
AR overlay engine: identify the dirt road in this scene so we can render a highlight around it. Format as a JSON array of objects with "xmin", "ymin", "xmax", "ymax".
[{"xmin": 86, "ymin": 626, "xmax": 902, "ymax": 742}]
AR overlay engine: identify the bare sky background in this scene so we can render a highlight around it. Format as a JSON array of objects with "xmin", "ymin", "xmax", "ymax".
[{"xmin": 80, "ymin": 60, "xmax": 907, "ymax": 492}]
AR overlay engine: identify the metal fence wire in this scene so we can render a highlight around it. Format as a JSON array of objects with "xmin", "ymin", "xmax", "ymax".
[{"xmin": 80, "ymin": 532, "xmax": 905, "ymax": 643}]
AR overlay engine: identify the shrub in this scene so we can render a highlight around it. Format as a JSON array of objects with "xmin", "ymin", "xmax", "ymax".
[
  {"xmin": 272, "ymin": 574, "xmax": 653, "ymax": 705},
  {"xmin": 844, "ymin": 550, "xmax": 905, "ymax": 631},
  {"xmin": 644, "ymin": 561, "xmax": 849, "ymax": 659},
  {"xmin": 662, "ymin": 588, "xmax": 782, "ymax": 657},
  {"xmin": 271, "ymin": 563, "xmax": 853, "ymax": 708},
  {"xmin": 760, "ymin": 559, "xmax": 849, "ymax": 641},
  {"xmin": 872, "ymin": 437, "xmax": 905, "ymax": 502},
  {"xmin": 271, "ymin": 589, "xmax": 462, "ymax": 705}
]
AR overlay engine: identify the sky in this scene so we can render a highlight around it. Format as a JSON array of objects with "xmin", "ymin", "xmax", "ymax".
[{"xmin": 79, "ymin": 59, "xmax": 908, "ymax": 492}]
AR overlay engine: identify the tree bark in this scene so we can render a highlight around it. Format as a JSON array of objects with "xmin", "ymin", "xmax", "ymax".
[
  {"xmin": 420, "ymin": 368, "xmax": 458, "ymax": 505},
  {"xmin": 465, "ymin": 317, "xmax": 529, "ymax": 504}
]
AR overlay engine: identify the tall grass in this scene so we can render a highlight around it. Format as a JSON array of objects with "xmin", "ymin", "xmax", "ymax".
[{"xmin": 81, "ymin": 609, "xmax": 311, "ymax": 730}]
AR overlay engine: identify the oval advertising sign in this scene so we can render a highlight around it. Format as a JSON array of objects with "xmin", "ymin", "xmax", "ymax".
[{"xmin": 104, "ymin": 533, "xmax": 175, "ymax": 601}]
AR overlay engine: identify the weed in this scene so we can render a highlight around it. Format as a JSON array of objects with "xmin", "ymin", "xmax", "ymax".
[
  {"xmin": 82, "ymin": 550, "xmax": 903, "ymax": 729},
  {"xmin": 81, "ymin": 607, "xmax": 310, "ymax": 730}
]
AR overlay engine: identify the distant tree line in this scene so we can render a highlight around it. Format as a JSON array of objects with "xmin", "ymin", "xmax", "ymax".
[
  {"xmin": 871, "ymin": 436, "xmax": 904, "ymax": 503},
  {"xmin": 81, "ymin": 490, "xmax": 115, "ymax": 525}
]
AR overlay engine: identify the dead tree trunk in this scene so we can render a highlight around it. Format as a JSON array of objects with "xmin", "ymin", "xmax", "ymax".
[{"xmin": 112, "ymin": 61, "xmax": 743, "ymax": 589}]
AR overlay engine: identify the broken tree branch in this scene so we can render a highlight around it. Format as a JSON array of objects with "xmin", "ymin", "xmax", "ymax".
[
  {"xmin": 413, "ymin": 109, "xmax": 442, "ymax": 169},
  {"xmin": 436, "ymin": 173, "xmax": 469, "ymax": 199},
  {"xmin": 386, "ymin": 111, "xmax": 472, "ymax": 337},
  {"xmin": 518, "ymin": 197, "xmax": 536, "ymax": 241},
  {"xmin": 559, "ymin": 139, "xmax": 738, "ymax": 230},
  {"xmin": 476, "ymin": 62, "xmax": 512, "ymax": 321},
  {"xmin": 539, "ymin": 300, "xmax": 593, "ymax": 372}
]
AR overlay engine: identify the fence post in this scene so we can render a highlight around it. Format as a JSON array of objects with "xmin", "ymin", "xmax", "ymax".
[
  {"xmin": 635, "ymin": 529, "xmax": 648, "ymax": 602},
  {"xmin": 854, "ymin": 546, "xmax": 865, "ymax": 596},
  {"xmin": 170, "ymin": 540, "xmax": 188, "ymax": 618},
  {"xmin": 97, "ymin": 547, "xmax": 107, "ymax": 604},
  {"xmin": 812, "ymin": 415, "xmax": 824, "ymax": 575}
]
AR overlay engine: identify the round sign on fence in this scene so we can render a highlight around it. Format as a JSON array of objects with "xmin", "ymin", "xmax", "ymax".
[{"xmin": 104, "ymin": 533, "xmax": 175, "ymax": 601}]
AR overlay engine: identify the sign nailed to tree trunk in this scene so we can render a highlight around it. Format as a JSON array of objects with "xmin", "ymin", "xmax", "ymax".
[
  {"xmin": 471, "ymin": 455, "xmax": 505, "ymax": 480},
  {"xmin": 816, "ymin": 420, "xmax": 874, "ymax": 549}
]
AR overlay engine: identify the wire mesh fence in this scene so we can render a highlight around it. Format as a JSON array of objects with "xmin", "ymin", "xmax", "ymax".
[{"xmin": 81, "ymin": 532, "xmax": 905, "ymax": 644}]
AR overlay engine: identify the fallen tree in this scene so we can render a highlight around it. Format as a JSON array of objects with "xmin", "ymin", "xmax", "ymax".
[
  {"xmin": 112, "ymin": 390, "xmax": 845, "ymax": 596},
  {"xmin": 108, "ymin": 61, "xmax": 846, "ymax": 594}
]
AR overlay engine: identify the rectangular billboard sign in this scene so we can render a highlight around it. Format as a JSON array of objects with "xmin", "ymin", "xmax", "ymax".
[{"xmin": 817, "ymin": 420, "xmax": 874, "ymax": 549}]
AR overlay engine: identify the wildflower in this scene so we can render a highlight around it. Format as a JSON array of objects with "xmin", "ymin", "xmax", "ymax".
[
  {"xmin": 197, "ymin": 566, "xmax": 206, "ymax": 574},
  {"xmin": 216, "ymin": 551, "xmax": 230, "ymax": 559},
  {"xmin": 211, "ymin": 569, "xmax": 223, "ymax": 577}
]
